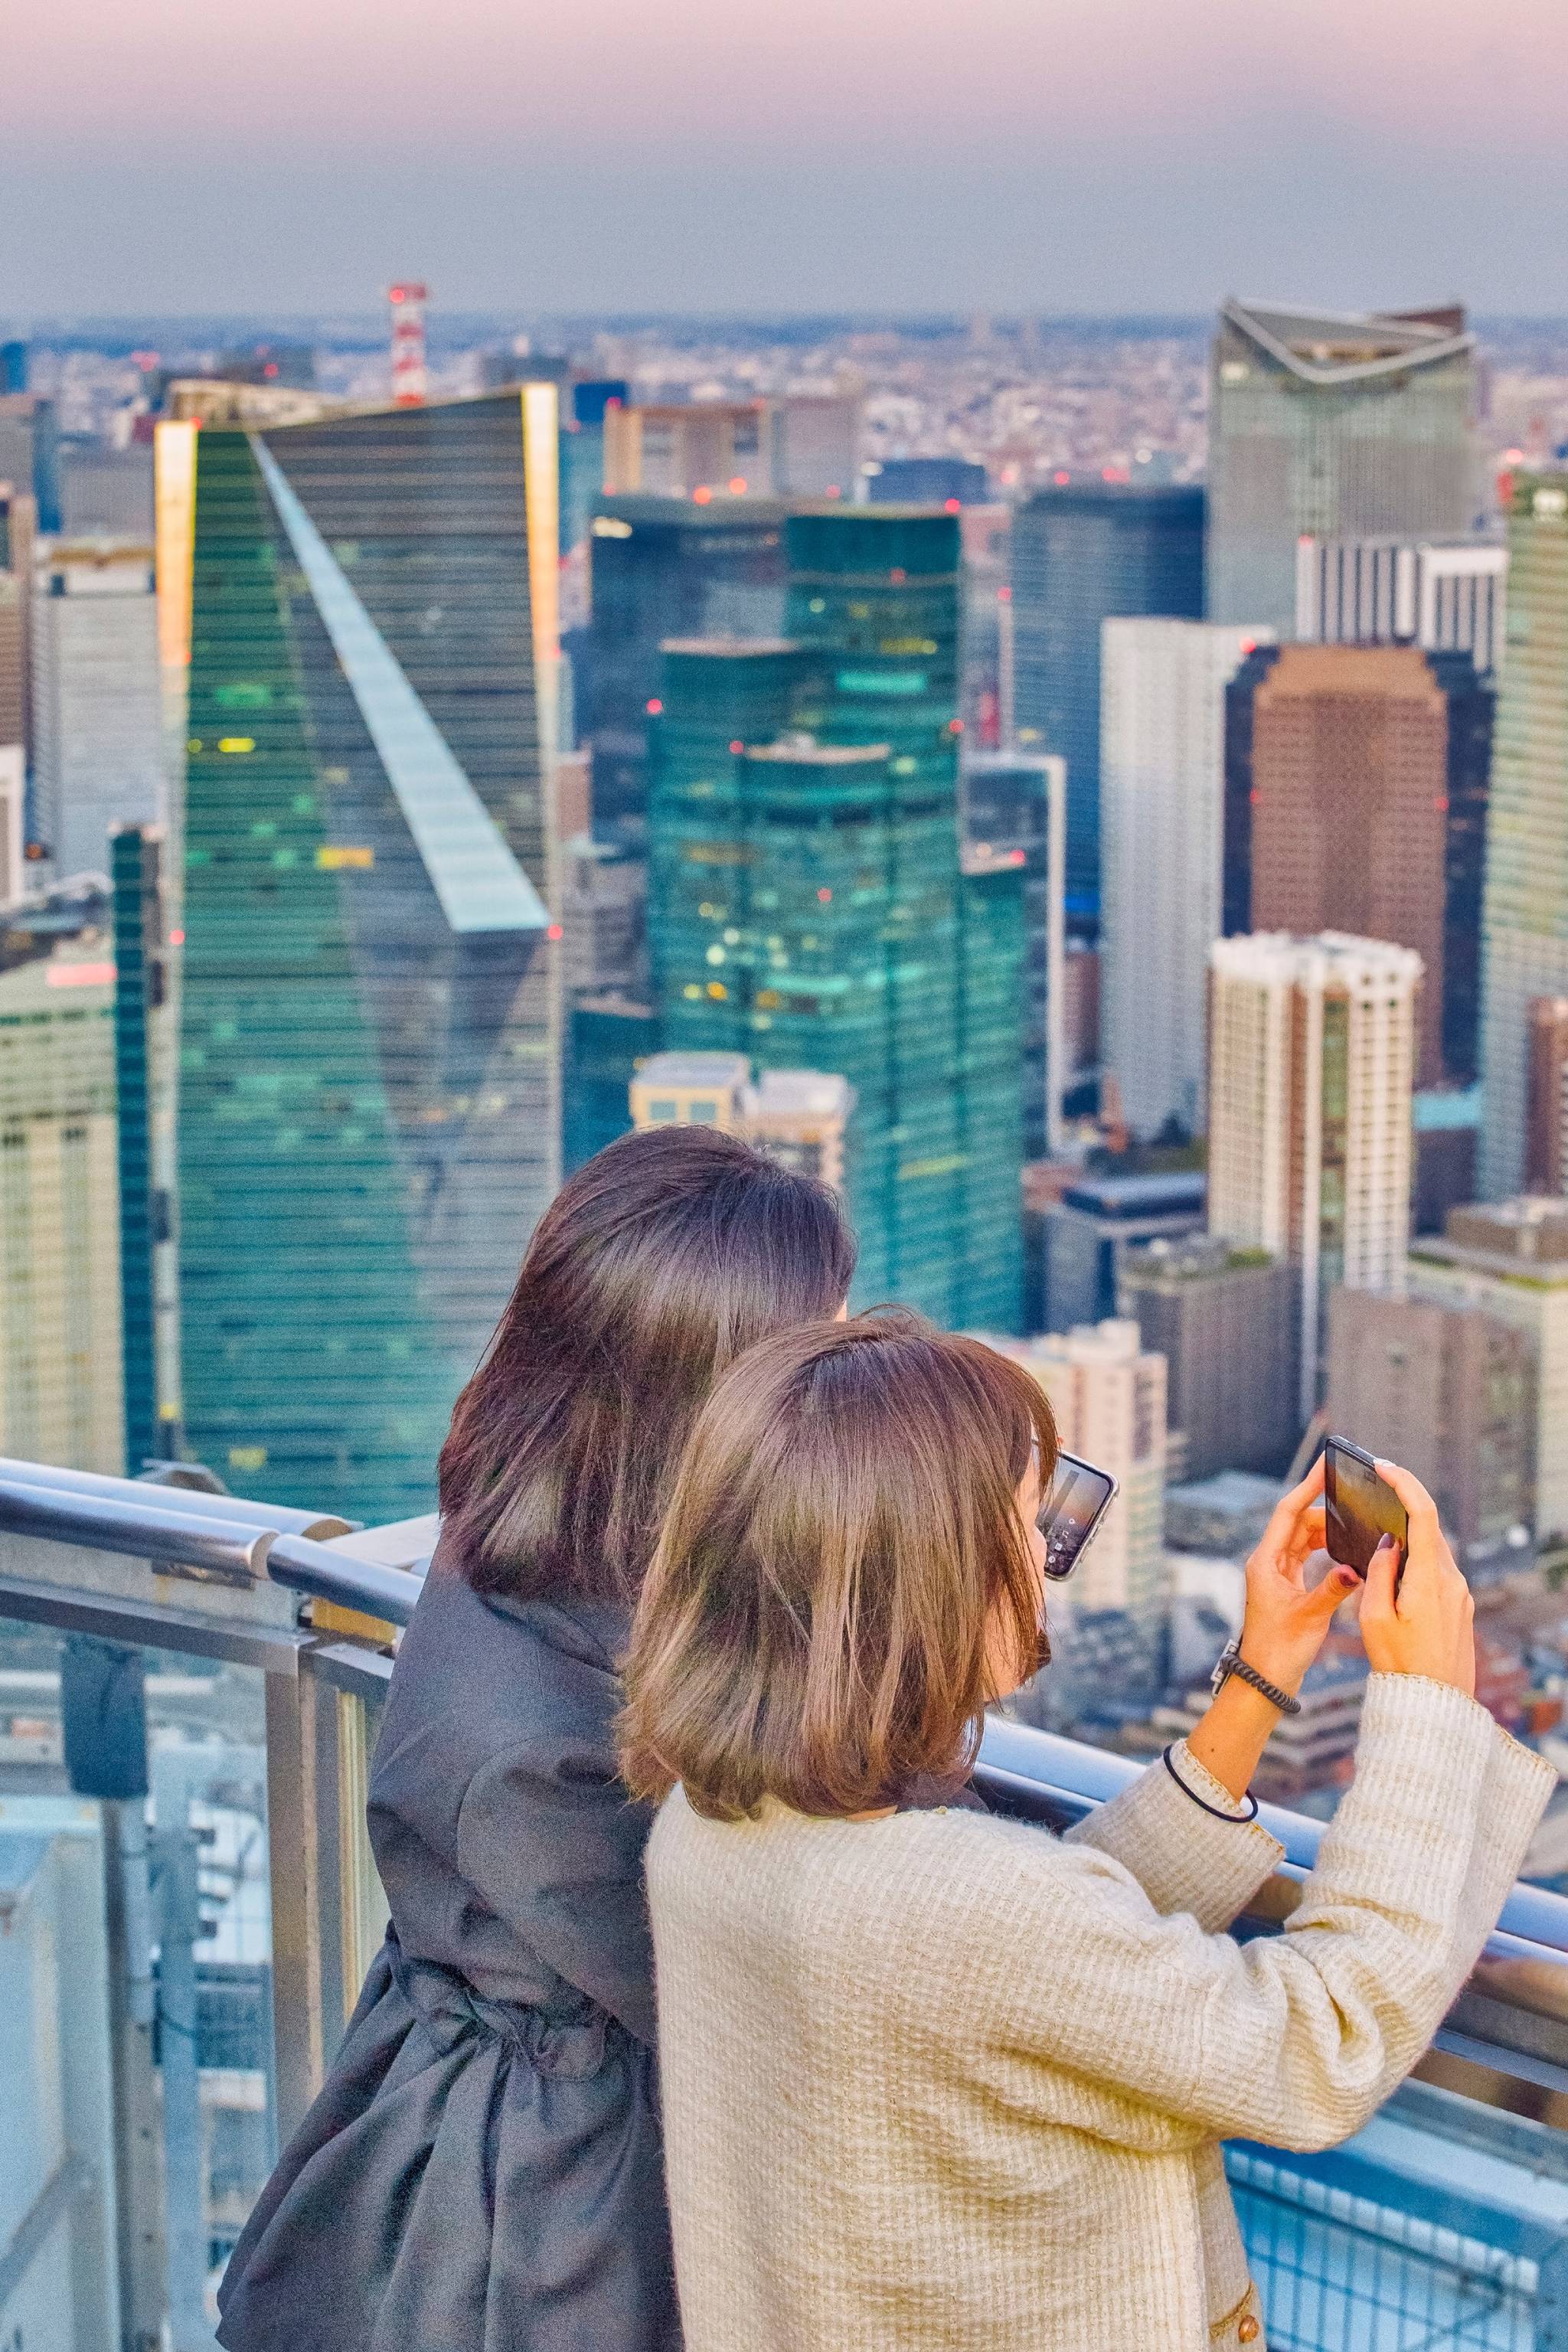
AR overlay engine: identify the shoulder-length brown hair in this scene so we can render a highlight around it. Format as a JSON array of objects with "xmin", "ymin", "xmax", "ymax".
[
  {"xmin": 439, "ymin": 1125, "xmax": 856, "ymax": 1605},
  {"xmin": 620, "ymin": 1313, "xmax": 1057, "ymax": 1820}
]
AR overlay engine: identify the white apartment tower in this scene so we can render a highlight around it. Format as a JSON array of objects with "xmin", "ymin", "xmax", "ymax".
[
  {"xmin": 1207, "ymin": 932, "xmax": 1420, "ymax": 1418},
  {"xmin": 1100, "ymin": 619, "xmax": 1272, "ymax": 1137},
  {"xmin": 991, "ymin": 1320, "xmax": 1167, "ymax": 1623},
  {"xmin": 31, "ymin": 545, "xmax": 162, "ymax": 880}
]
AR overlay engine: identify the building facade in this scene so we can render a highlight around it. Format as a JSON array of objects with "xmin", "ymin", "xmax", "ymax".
[
  {"xmin": 31, "ymin": 545, "xmax": 162, "ymax": 880},
  {"xmin": 629, "ymin": 1050, "xmax": 854, "ymax": 1192},
  {"xmin": 1224, "ymin": 642, "xmax": 1493, "ymax": 1086},
  {"xmin": 1122, "ymin": 1236, "xmax": 1299, "ymax": 1481},
  {"xmin": 959, "ymin": 751, "xmax": 1065, "ymax": 1158},
  {"xmin": 1207, "ymin": 301, "xmax": 1475, "ymax": 641},
  {"xmin": 1207, "ymin": 932, "xmax": 1420, "ymax": 1416},
  {"xmin": 647, "ymin": 510, "xmax": 1025, "ymax": 1328},
  {"xmin": 993, "ymin": 1320, "xmax": 1167, "ymax": 1622},
  {"xmin": 1295, "ymin": 534, "xmax": 1507, "ymax": 675},
  {"xmin": 0, "ymin": 942, "xmax": 124, "ymax": 1471},
  {"xmin": 1010, "ymin": 482, "xmax": 1205, "ymax": 926},
  {"xmin": 1478, "ymin": 477, "xmax": 1568, "ymax": 1197},
  {"xmin": 1408, "ymin": 1199, "xmax": 1568, "ymax": 1544},
  {"xmin": 162, "ymin": 390, "xmax": 560, "ymax": 1521},
  {"xmin": 1527, "ymin": 996, "xmax": 1568, "ymax": 1194},
  {"xmin": 1325, "ymin": 1283, "xmax": 1534, "ymax": 1553},
  {"xmin": 1100, "ymin": 619, "xmax": 1269, "ymax": 1137},
  {"xmin": 583, "ymin": 495, "xmax": 788, "ymax": 831}
]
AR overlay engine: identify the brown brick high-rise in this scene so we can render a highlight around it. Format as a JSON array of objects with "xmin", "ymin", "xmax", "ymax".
[{"xmin": 1223, "ymin": 641, "xmax": 1492, "ymax": 1087}]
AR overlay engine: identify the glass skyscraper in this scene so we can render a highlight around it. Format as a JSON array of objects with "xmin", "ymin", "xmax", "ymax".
[
  {"xmin": 1010, "ymin": 482, "xmax": 1205, "ymax": 926},
  {"xmin": 158, "ymin": 390, "xmax": 561, "ymax": 1521},
  {"xmin": 1207, "ymin": 301, "xmax": 1476, "ymax": 643},
  {"xmin": 1479, "ymin": 475, "xmax": 1568, "ymax": 1198},
  {"xmin": 648, "ymin": 509, "xmax": 1024, "ymax": 1329}
]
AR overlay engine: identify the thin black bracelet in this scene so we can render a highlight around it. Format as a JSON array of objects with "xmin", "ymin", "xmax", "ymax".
[{"xmin": 1163, "ymin": 1743, "xmax": 1260, "ymax": 1823}]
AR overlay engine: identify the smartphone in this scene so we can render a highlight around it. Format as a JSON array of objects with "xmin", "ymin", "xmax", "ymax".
[
  {"xmin": 1037, "ymin": 1449, "xmax": 1119, "ymax": 1582},
  {"xmin": 1324, "ymin": 1436, "xmax": 1409, "ymax": 1578}
]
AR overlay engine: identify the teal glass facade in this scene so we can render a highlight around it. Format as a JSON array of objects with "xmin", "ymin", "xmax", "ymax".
[
  {"xmin": 648, "ymin": 509, "xmax": 1024, "ymax": 1329},
  {"xmin": 176, "ymin": 397, "xmax": 558, "ymax": 1521}
]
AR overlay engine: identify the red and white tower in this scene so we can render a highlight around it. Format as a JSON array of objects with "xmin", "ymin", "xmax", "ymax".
[{"xmin": 387, "ymin": 283, "xmax": 428, "ymax": 407}]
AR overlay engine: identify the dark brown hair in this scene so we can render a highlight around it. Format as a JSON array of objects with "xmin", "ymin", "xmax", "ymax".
[
  {"xmin": 440, "ymin": 1125, "xmax": 856, "ymax": 1604},
  {"xmin": 620, "ymin": 1312, "xmax": 1057, "ymax": 1821}
]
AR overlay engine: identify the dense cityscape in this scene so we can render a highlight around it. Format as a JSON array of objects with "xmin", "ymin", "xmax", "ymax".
[{"xmin": 6, "ymin": 283, "xmax": 1568, "ymax": 2344}]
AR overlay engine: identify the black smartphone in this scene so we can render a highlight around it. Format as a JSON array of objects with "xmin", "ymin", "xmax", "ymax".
[
  {"xmin": 1324, "ymin": 1436, "xmax": 1409, "ymax": 1578},
  {"xmin": 1037, "ymin": 1449, "xmax": 1119, "ymax": 1582}
]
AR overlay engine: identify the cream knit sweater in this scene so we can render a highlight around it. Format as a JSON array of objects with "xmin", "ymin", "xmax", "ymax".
[{"xmin": 647, "ymin": 1674, "xmax": 1554, "ymax": 2352}]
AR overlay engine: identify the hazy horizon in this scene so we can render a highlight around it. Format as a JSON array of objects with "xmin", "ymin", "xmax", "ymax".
[{"xmin": 6, "ymin": 0, "xmax": 1568, "ymax": 317}]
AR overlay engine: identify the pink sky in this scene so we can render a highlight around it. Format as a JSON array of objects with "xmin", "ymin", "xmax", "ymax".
[{"xmin": 6, "ymin": 0, "xmax": 1567, "ymax": 312}]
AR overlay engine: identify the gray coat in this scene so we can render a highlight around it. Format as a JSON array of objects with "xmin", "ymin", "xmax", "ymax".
[{"xmin": 217, "ymin": 1553, "xmax": 678, "ymax": 2352}]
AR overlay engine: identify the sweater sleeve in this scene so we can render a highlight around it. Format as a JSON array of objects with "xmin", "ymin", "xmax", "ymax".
[
  {"xmin": 987, "ymin": 1676, "xmax": 1554, "ymax": 2154},
  {"xmin": 1064, "ymin": 1740, "xmax": 1285, "ymax": 1932}
]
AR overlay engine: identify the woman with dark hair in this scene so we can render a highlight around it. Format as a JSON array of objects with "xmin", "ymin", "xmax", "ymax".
[
  {"xmin": 217, "ymin": 1125, "xmax": 855, "ymax": 2352},
  {"xmin": 623, "ymin": 1313, "xmax": 1553, "ymax": 2352}
]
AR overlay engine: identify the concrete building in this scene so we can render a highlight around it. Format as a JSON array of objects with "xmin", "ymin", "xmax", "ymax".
[
  {"xmin": 1295, "ymin": 535, "xmax": 1507, "ymax": 675},
  {"xmin": 605, "ymin": 402, "xmax": 771, "ymax": 499},
  {"xmin": 1122, "ymin": 1236, "xmax": 1298, "ymax": 1480},
  {"xmin": 1408, "ymin": 1198, "xmax": 1568, "ymax": 1544},
  {"xmin": 1325, "ymin": 1285, "xmax": 1534, "ymax": 1552},
  {"xmin": 1100, "ymin": 619, "xmax": 1271, "ymax": 1136},
  {"xmin": 31, "ymin": 545, "xmax": 162, "ymax": 880},
  {"xmin": 0, "ymin": 483, "xmax": 36, "ymax": 758},
  {"xmin": 960, "ymin": 751, "xmax": 1066, "ymax": 1157},
  {"xmin": 770, "ymin": 396, "xmax": 860, "ymax": 498},
  {"xmin": 1040, "ymin": 1169, "xmax": 1207, "ymax": 1334},
  {"xmin": 1207, "ymin": 300, "xmax": 1475, "ymax": 641},
  {"xmin": 0, "ymin": 939, "xmax": 124, "ymax": 1471},
  {"xmin": 1479, "ymin": 478, "xmax": 1568, "ymax": 1197},
  {"xmin": 1223, "ymin": 642, "xmax": 1492, "ymax": 1088},
  {"xmin": 0, "ymin": 746, "xmax": 22, "ymax": 904},
  {"xmin": 629, "ymin": 1050, "xmax": 854, "ymax": 1194},
  {"xmin": 990, "ymin": 1320, "xmax": 1165, "ymax": 1623},
  {"xmin": 1207, "ymin": 932, "xmax": 1420, "ymax": 1416}
]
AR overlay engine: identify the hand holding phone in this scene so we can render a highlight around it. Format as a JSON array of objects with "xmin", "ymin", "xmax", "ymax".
[{"xmin": 1324, "ymin": 1438, "xmax": 1409, "ymax": 1579}]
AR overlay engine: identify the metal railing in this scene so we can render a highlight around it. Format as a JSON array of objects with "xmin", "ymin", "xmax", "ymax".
[{"xmin": 5, "ymin": 1459, "xmax": 1568, "ymax": 2350}]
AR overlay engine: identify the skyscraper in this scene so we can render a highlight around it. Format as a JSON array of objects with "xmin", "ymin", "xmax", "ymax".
[
  {"xmin": 1527, "ymin": 997, "xmax": 1568, "ymax": 1194},
  {"xmin": 161, "ymin": 389, "xmax": 561, "ymax": 1521},
  {"xmin": 1478, "ymin": 476, "xmax": 1568, "ymax": 1197},
  {"xmin": 1099, "ymin": 619, "xmax": 1269, "ymax": 1136},
  {"xmin": 0, "ymin": 482, "xmax": 37, "ymax": 762},
  {"xmin": 583, "ymin": 495, "xmax": 788, "ymax": 830},
  {"xmin": 1011, "ymin": 481, "xmax": 1204, "ymax": 924},
  {"xmin": 1122, "ymin": 1236, "xmax": 1298, "ymax": 1481},
  {"xmin": 959, "ymin": 750, "xmax": 1065, "ymax": 1158},
  {"xmin": 32, "ymin": 544, "xmax": 162, "ymax": 879},
  {"xmin": 1223, "ymin": 642, "xmax": 1493, "ymax": 1086},
  {"xmin": 647, "ymin": 509, "xmax": 1025, "ymax": 1328},
  {"xmin": 1207, "ymin": 932, "xmax": 1420, "ymax": 1416},
  {"xmin": 1207, "ymin": 301, "xmax": 1475, "ymax": 640},
  {"xmin": 0, "ymin": 937, "xmax": 124, "ymax": 1471},
  {"xmin": 1295, "ymin": 535, "xmax": 1506, "ymax": 675}
]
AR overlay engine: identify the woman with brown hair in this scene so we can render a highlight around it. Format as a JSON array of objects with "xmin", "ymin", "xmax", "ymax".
[
  {"xmin": 622, "ymin": 1313, "xmax": 1553, "ymax": 2352},
  {"xmin": 217, "ymin": 1125, "xmax": 855, "ymax": 2352}
]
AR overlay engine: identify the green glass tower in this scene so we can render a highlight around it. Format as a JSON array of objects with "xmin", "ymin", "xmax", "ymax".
[
  {"xmin": 165, "ymin": 392, "xmax": 560, "ymax": 1520},
  {"xmin": 648, "ymin": 508, "xmax": 1024, "ymax": 1328}
]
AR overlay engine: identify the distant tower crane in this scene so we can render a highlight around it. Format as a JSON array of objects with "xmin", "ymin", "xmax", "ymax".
[{"xmin": 387, "ymin": 283, "xmax": 428, "ymax": 407}]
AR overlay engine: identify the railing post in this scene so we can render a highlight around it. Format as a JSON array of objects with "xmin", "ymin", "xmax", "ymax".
[{"xmin": 262, "ymin": 1664, "xmax": 334, "ymax": 2143}]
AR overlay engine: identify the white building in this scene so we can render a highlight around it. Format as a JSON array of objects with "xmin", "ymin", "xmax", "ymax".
[
  {"xmin": 629, "ymin": 1050, "xmax": 855, "ymax": 1194},
  {"xmin": 1296, "ymin": 534, "xmax": 1507, "ymax": 675},
  {"xmin": 1100, "ymin": 619, "xmax": 1271, "ymax": 1136},
  {"xmin": 1207, "ymin": 931, "xmax": 1419, "ymax": 1418},
  {"xmin": 31, "ymin": 545, "xmax": 162, "ymax": 881},
  {"xmin": 992, "ymin": 1319, "xmax": 1167, "ymax": 1623},
  {"xmin": 0, "ymin": 941, "xmax": 124, "ymax": 1471}
]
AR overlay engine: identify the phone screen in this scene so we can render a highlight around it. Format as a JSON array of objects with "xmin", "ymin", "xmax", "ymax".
[
  {"xmin": 1037, "ymin": 1450, "xmax": 1117, "ymax": 1582},
  {"xmin": 1325, "ymin": 1439, "xmax": 1409, "ymax": 1577}
]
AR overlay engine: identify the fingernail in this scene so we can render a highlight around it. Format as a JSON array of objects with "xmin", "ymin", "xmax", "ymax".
[{"xmin": 1373, "ymin": 1534, "xmax": 1396, "ymax": 1555}]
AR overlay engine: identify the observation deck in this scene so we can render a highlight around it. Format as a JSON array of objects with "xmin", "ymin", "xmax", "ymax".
[{"xmin": 4, "ymin": 1461, "xmax": 1568, "ymax": 2348}]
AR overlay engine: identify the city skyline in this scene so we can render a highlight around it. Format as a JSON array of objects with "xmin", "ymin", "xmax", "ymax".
[{"xmin": 6, "ymin": 0, "xmax": 1568, "ymax": 314}]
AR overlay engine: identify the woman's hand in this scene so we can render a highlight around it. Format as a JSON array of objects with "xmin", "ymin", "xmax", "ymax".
[
  {"xmin": 1358, "ymin": 1460, "xmax": 1475, "ymax": 1696},
  {"xmin": 1238, "ymin": 1456, "xmax": 1362, "ymax": 1700}
]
